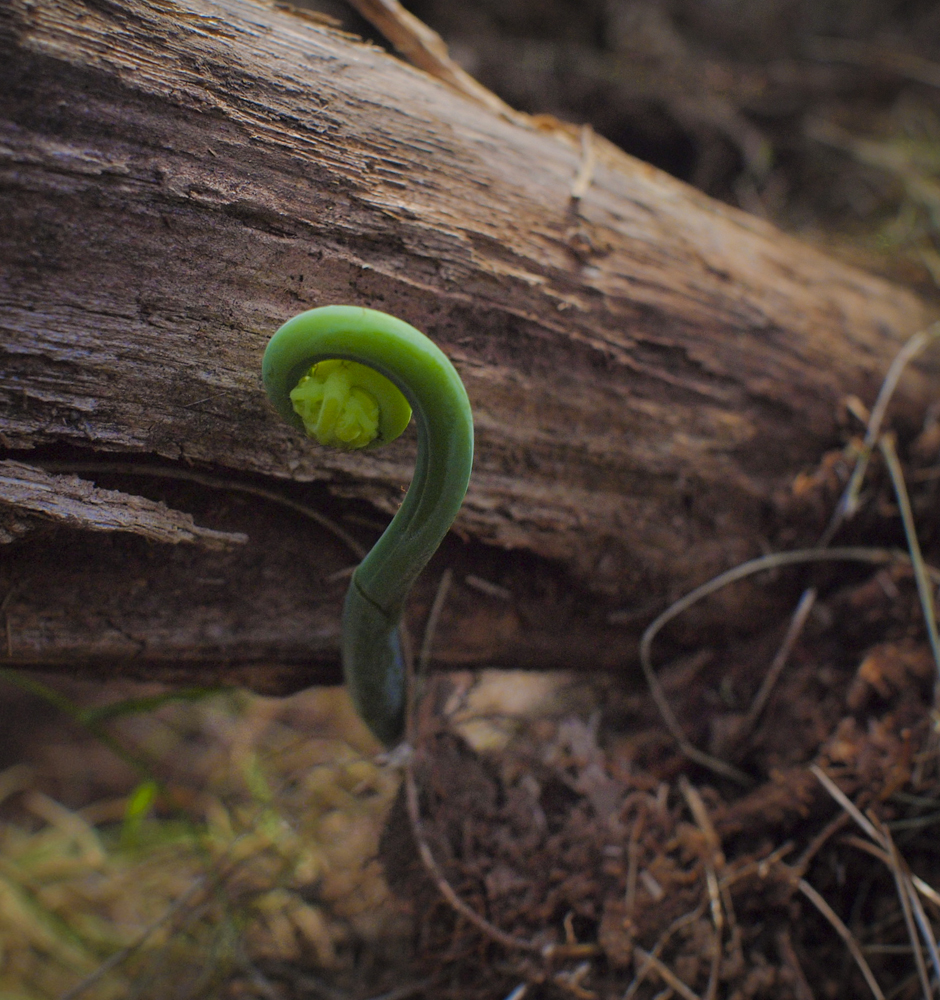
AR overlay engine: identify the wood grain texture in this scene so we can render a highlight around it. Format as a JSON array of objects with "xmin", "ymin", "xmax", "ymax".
[
  {"xmin": 0, "ymin": 0, "xmax": 936, "ymax": 687},
  {"xmin": 0, "ymin": 459, "xmax": 247, "ymax": 546}
]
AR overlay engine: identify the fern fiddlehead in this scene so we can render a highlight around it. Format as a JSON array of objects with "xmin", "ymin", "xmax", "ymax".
[{"xmin": 262, "ymin": 306, "xmax": 474, "ymax": 746}]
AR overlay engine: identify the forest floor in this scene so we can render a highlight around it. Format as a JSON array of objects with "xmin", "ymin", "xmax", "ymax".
[
  {"xmin": 3, "ymin": 449, "xmax": 940, "ymax": 1000},
  {"xmin": 3, "ymin": 0, "xmax": 940, "ymax": 998}
]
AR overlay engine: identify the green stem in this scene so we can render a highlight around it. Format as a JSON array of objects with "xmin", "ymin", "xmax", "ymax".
[{"xmin": 262, "ymin": 306, "xmax": 474, "ymax": 746}]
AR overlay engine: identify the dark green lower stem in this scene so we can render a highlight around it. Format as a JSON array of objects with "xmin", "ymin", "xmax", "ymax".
[{"xmin": 341, "ymin": 580, "xmax": 405, "ymax": 748}]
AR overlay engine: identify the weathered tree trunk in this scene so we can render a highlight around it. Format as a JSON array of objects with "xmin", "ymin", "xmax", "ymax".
[{"xmin": 0, "ymin": 0, "xmax": 935, "ymax": 692}]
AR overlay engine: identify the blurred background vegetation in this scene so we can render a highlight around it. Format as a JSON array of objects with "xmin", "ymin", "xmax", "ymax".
[{"xmin": 327, "ymin": 0, "xmax": 940, "ymax": 294}]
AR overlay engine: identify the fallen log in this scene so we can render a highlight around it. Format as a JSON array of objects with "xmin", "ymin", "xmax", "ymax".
[{"xmin": 0, "ymin": 0, "xmax": 936, "ymax": 691}]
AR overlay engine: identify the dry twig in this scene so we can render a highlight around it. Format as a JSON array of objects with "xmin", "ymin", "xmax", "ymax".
[
  {"xmin": 622, "ymin": 903, "xmax": 708, "ymax": 1000},
  {"xmin": 401, "ymin": 762, "xmax": 539, "ymax": 953},
  {"xmin": 343, "ymin": 0, "xmax": 519, "ymax": 119},
  {"xmin": 417, "ymin": 568, "xmax": 453, "ymax": 679},
  {"xmin": 400, "ymin": 562, "xmax": 539, "ymax": 954}
]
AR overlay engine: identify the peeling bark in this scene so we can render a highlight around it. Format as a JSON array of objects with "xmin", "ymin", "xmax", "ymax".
[{"xmin": 0, "ymin": 460, "xmax": 247, "ymax": 547}]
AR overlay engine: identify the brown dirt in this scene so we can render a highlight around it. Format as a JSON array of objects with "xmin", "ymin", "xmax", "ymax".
[
  {"xmin": 350, "ymin": 434, "xmax": 940, "ymax": 1000},
  {"xmin": 372, "ymin": 546, "xmax": 940, "ymax": 999}
]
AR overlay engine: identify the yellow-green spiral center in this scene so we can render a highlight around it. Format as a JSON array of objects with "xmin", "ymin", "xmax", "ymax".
[
  {"xmin": 290, "ymin": 361, "xmax": 379, "ymax": 449},
  {"xmin": 289, "ymin": 359, "xmax": 412, "ymax": 451}
]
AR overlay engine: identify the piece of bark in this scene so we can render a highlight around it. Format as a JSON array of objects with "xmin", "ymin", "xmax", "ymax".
[
  {"xmin": 0, "ymin": 0, "xmax": 936, "ymax": 689},
  {"xmin": 0, "ymin": 460, "xmax": 247, "ymax": 548},
  {"xmin": 0, "ymin": 465, "xmax": 623, "ymax": 690}
]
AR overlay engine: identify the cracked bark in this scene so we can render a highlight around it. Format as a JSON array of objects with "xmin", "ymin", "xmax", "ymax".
[
  {"xmin": 0, "ymin": 460, "xmax": 247, "ymax": 547},
  {"xmin": 0, "ymin": 0, "xmax": 936, "ymax": 692}
]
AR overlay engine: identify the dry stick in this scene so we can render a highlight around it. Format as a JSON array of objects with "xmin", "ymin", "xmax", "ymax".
[
  {"xmin": 793, "ymin": 811, "xmax": 851, "ymax": 879},
  {"xmin": 810, "ymin": 765, "xmax": 880, "ymax": 841},
  {"xmin": 718, "ymin": 841, "xmax": 795, "ymax": 894},
  {"xmin": 403, "ymin": 566, "xmax": 451, "ymax": 743},
  {"xmin": 795, "ymin": 877, "xmax": 886, "ymax": 1000},
  {"xmin": 844, "ymin": 828, "xmax": 940, "ymax": 994},
  {"xmin": 736, "ymin": 587, "xmax": 817, "ymax": 744},
  {"xmin": 570, "ymin": 124, "xmax": 597, "ymax": 200},
  {"xmin": 639, "ymin": 546, "xmax": 934, "ymax": 786},
  {"xmin": 915, "ymin": 875, "xmax": 940, "ymax": 913},
  {"xmin": 401, "ymin": 766, "xmax": 538, "ymax": 952},
  {"xmin": 342, "ymin": 0, "xmax": 519, "ymax": 119},
  {"xmin": 841, "ymin": 834, "xmax": 894, "ymax": 868},
  {"xmin": 127, "ymin": 895, "xmax": 222, "ymax": 1000},
  {"xmin": 879, "ymin": 434, "xmax": 940, "ymax": 680},
  {"xmin": 417, "ymin": 568, "xmax": 453, "ymax": 678}
]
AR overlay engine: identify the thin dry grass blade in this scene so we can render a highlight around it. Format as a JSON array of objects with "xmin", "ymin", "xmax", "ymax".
[
  {"xmin": 638, "ymin": 547, "xmax": 931, "ymax": 785},
  {"xmin": 738, "ymin": 588, "xmax": 816, "ymax": 741},
  {"xmin": 879, "ymin": 433, "xmax": 940, "ymax": 679},
  {"xmin": 811, "ymin": 765, "xmax": 881, "ymax": 842},
  {"xmin": 633, "ymin": 948, "xmax": 703, "ymax": 1000},
  {"xmin": 826, "ymin": 321, "xmax": 940, "ymax": 530},
  {"xmin": 880, "ymin": 822, "xmax": 940, "ymax": 995},
  {"xmin": 59, "ymin": 876, "xmax": 209, "ymax": 1000},
  {"xmin": 622, "ymin": 903, "xmax": 707, "ymax": 1000},
  {"xmin": 815, "ymin": 766, "xmax": 940, "ymax": 997},
  {"xmin": 796, "ymin": 878, "xmax": 886, "ymax": 1000},
  {"xmin": 417, "ymin": 568, "xmax": 453, "ymax": 678},
  {"xmin": 878, "ymin": 824, "xmax": 933, "ymax": 1000}
]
